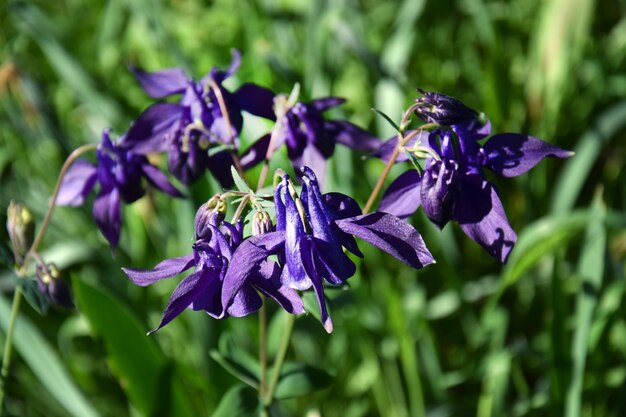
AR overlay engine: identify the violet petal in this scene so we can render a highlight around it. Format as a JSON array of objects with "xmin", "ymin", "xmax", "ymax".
[
  {"xmin": 378, "ymin": 170, "xmax": 422, "ymax": 219},
  {"xmin": 130, "ymin": 67, "xmax": 188, "ymax": 99},
  {"xmin": 92, "ymin": 187, "xmax": 121, "ymax": 249},
  {"xmin": 122, "ymin": 254, "xmax": 195, "ymax": 287},
  {"xmin": 56, "ymin": 160, "xmax": 98, "ymax": 206}
]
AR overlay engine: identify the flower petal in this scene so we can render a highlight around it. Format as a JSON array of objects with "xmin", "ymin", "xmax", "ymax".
[
  {"xmin": 123, "ymin": 103, "xmax": 181, "ymax": 154},
  {"xmin": 56, "ymin": 160, "xmax": 98, "ymax": 206},
  {"xmin": 221, "ymin": 231, "xmax": 286, "ymax": 312},
  {"xmin": 453, "ymin": 175, "xmax": 517, "ymax": 263},
  {"xmin": 252, "ymin": 261, "xmax": 305, "ymax": 315},
  {"xmin": 122, "ymin": 254, "xmax": 195, "ymax": 287},
  {"xmin": 149, "ymin": 270, "xmax": 210, "ymax": 333},
  {"xmin": 483, "ymin": 134, "xmax": 574, "ymax": 177},
  {"xmin": 130, "ymin": 67, "xmax": 188, "ymax": 99},
  {"xmin": 141, "ymin": 163, "xmax": 184, "ymax": 197},
  {"xmin": 311, "ymin": 97, "xmax": 345, "ymax": 112},
  {"xmin": 240, "ymin": 133, "xmax": 271, "ymax": 170},
  {"xmin": 326, "ymin": 120, "xmax": 381, "ymax": 152},
  {"xmin": 378, "ymin": 170, "xmax": 422, "ymax": 219},
  {"xmin": 299, "ymin": 237, "xmax": 333, "ymax": 333},
  {"xmin": 92, "ymin": 187, "xmax": 122, "ymax": 249},
  {"xmin": 207, "ymin": 151, "xmax": 235, "ymax": 188},
  {"xmin": 233, "ymin": 83, "xmax": 276, "ymax": 120},
  {"xmin": 226, "ymin": 285, "xmax": 263, "ymax": 317},
  {"xmin": 335, "ymin": 212, "xmax": 435, "ymax": 269}
]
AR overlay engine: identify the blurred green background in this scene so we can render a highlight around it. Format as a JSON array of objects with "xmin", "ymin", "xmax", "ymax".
[{"xmin": 1, "ymin": 0, "xmax": 625, "ymax": 416}]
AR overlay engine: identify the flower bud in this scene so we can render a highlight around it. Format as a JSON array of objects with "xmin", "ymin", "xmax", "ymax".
[
  {"xmin": 6, "ymin": 200, "xmax": 35, "ymax": 262},
  {"xmin": 414, "ymin": 90, "xmax": 478, "ymax": 126},
  {"xmin": 194, "ymin": 194, "xmax": 227, "ymax": 239},
  {"xmin": 252, "ymin": 210, "xmax": 273, "ymax": 236},
  {"xmin": 36, "ymin": 262, "xmax": 74, "ymax": 308}
]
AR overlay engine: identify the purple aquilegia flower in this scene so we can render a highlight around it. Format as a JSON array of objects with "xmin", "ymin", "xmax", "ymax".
[
  {"xmin": 131, "ymin": 50, "xmax": 275, "ymax": 186},
  {"xmin": 57, "ymin": 128, "xmax": 182, "ymax": 249},
  {"xmin": 222, "ymin": 167, "xmax": 434, "ymax": 333},
  {"xmin": 379, "ymin": 91, "xmax": 573, "ymax": 263},
  {"xmin": 122, "ymin": 203, "xmax": 304, "ymax": 333},
  {"xmin": 241, "ymin": 97, "xmax": 381, "ymax": 185}
]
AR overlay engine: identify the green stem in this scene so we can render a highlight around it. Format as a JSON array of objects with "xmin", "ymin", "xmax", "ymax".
[
  {"xmin": 263, "ymin": 313, "xmax": 296, "ymax": 410},
  {"xmin": 25, "ymin": 143, "xmax": 97, "ymax": 266},
  {"xmin": 258, "ymin": 299, "xmax": 267, "ymax": 398},
  {"xmin": 0, "ymin": 288, "xmax": 23, "ymax": 413}
]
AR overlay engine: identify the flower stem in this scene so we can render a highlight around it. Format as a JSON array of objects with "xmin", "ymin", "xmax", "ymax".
[
  {"xmin": 0, "ymin": 287, "xmax": 23, "ymax": 413},
  {"xmin": 362, "ymin": 124, "xmax": 435, "ymax": 214},
  {"xmin": 25, "ymin": 143, "xmax": 97, "ymax": 265},
  {"xmin": 258, "ymin": 299, "xmax": 268, "ymax": 398},
  {"xmin": 262, "ymin": 313, "xmax": 296, "ymax": 410},
  {"xmin": 0, "ymin": 143, "xmax": 95, "ymax": 413}
]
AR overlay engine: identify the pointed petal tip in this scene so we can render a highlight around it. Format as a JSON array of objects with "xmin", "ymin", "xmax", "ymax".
[{"xmin": 323, "ymin": 317, "xmax": 334, "ymax": 333}]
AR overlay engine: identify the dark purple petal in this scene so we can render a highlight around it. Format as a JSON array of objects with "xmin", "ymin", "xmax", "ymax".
[
  {"xmin": 221, "ymin": 231, "xmax": 286, "ymax": 311},
  {"xmin": 56, "ymin": 160, "xmax": 98, "ymax": 206},
  {"xmin": 420, "ymin": 160, "xmax": 457, "ymax": 228},
  {"xmin": 226, "ymin": 285, "xmax": 263, "ymax": 317},
  {"xmin": 141, "ymin": 163, "xmax": 183, "ymax": 197},
  {"xmin": 335, "ymin": 212, "xmax": 435, "ymax": 269},
  {"xmin": 123, "ymin": 103, "xmax": 181, "ymax": 154},
  {"xmin": 311, "ymin": 97, "xmax": 345, "ymax": 112},
  {"xmin": 293, "ymin": 145, "xmax": 326, "ymax": 187},
  {"xmin": 130, "ymin": 67, "xmax": 188, "ymax": 99},
  {"xmin": 483, "ymin": 134, "xmax": 574, "ymax": 177},
  {"xmin": 453, "ymin": 175, "xmax": 516, "ymax": 263},
  {"xmin": 252, "ymin": 262, "xmax": 305, "ymax": 314},
  {"xmin": 240, "ymin": 134, "xmax": 271, "ymax": 170},
  {"xmin": 92, "ymin": 188, "xmax": 121, "ymax": 249},
  {"xmin": 122, "ymin": 254, "xmax": 195, "ymax": 287},
  {"xmin": 300, "ymin": 236, "xmax": 333, "ymax": 333},
  {"xmin": 207, "ymin": 151, "xmax": 235, "ymax": 188},
  {"xmin": 233, "ymin": 83, "xmax": 276, "ymax": 120},
  {"xmin": 414, "ymin": 90, "xmax": 478, "ymax": 126},
  {"xmin": 326, "ymin": 120, "xmax": 381, "ymax": 153},
  {"xmin": 149, "ymin": 270, "xmax": 210, "ymax": 333},
  {"xmin": 379, "ymin": 170, "xmax": 422, "ymax": 219},
  {"xmin": 282, "ymin": 191, "xmax": 311, "ymax": 290}
]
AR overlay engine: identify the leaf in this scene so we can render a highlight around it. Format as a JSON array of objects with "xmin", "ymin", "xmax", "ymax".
[
  {"xmin": 13, "ymin": 276, "xmax": 50, "ymax": 316},
  {"xmin": 565, "ymin": 190, "xmax": 606, "ymax": 417},
  {"xmin": 0, "ymin": 294, "xmax": 99, "ymax": 417},
  {"xmin": 0, "ymin": 241, "xmax": 14, "ymax": 267},
  {"xmin": 230, "ymin": 165, "xmax": 252, "ymax": 194},
  {"xmin": 212, "ymin": 384, "xmax": 260, "ymax": 417},
  {"xmin": 209, "ymin": 350, "xmax": 260, "ymax": 389},
  {"xmin": 72, "ymin": 277, "xmax": 195, "ymax": 417},
  {"xmin": 274, "ymin": 362, "xmax": 334, "ymax": 399},
  {"xmin": 502, "ymin": 209, "xmax": 591, "ymax": 288},
  {"xmin": 371, "ymin": 108, "xmax": 401, "ymax": 134}
]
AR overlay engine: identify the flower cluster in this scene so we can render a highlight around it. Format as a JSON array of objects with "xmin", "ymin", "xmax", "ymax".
[
  {"xmin": 379, "ymin": 91, "xmax": 573, "ymax": 262},
  {"xmin": 52, "ymin": 52, "xmax": 571, "ymax": 332},
  {"xmin": 124, "ymin": 168, "xmax": 434, "ymax": 333}
]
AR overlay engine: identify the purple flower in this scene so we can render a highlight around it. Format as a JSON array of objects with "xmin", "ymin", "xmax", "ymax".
[
  {"xmin": 222, "ymin": 167, "xmax": 434, "ymax": 333},
  {"xmin": 241, "ymin": 97, "xmax": 381, "ymax": 185},
  {"xmin": 122, "ymin": 207, "xmax": 304, "ymax": 333},
  {"xmin": 380, "ymin": 92, "xmax": 574, "ymax": 262},
  {"xmin": 57, "ymin": 128, "xmax": 182, "ymax": 249},
  {"xmin": 36, "ymin": 263, "xmax": 74, "ymax": 308},
  {"xmin": 131, "ymin": 50, "xmax": 275, "ymax": 186}
]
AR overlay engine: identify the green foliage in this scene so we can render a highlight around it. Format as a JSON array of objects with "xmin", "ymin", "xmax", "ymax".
[{"xmin": 1, "ymin": 0, "xmax": 625, "ymax": 416}]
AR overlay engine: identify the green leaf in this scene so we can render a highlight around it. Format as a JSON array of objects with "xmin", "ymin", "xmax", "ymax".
[
  {"xmin": 371, "ymin": 108, "xmax": 401, "ymax": 134},
  {"xmin": 501, "ymin": 209, "xmax": 591, "ymax": 288},
  {"xmin": 0, "ymin": 241, "xmax": 14, "ymax": 267},
  {"xmin": 565, "ymin": 190, "xmax": 606, "ymax": 417},
  {"xmin": 72, "ymin": 277, "xmax": 195, "ymax": 417},
  {"xmin": 210, "ymin": 350, "xmax": 260, "ymax": 389},
  {"xmin": 212, "ymin": 384, "xmax": 260, "ymax": 417},
  {"xmin": 230, "ymin": 166, "xmax": 252, "ymax": 194},
  {"xmin": 274, "ymin": 362, "xmax": 334, "ymax": 399},
  {"xmin": 14, "ymin": 276, "xmax": 49, "ymax": 315},
  {"xmin": 0, "ymin": 294, "xmax": 99, "ymax": 417}
]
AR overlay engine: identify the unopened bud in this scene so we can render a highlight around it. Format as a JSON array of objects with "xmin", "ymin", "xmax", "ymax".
[
  {"xmin": 194, "ymin": 194, "xmax": 227, "ymax": 239},
  {"xmin": 36, "ymin": 262, "xmax": 73, "ymax": 308},
  {"xmin": 413, "ymin": 90, "xmax": 478, "ymax": 126},
  {"xmin": 7, "ymin": 200, "xmax": 35, "ymax": 261},
  {"xmin": 252, "ymin": 211, "xmax": 273, "ymax": 236}
]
